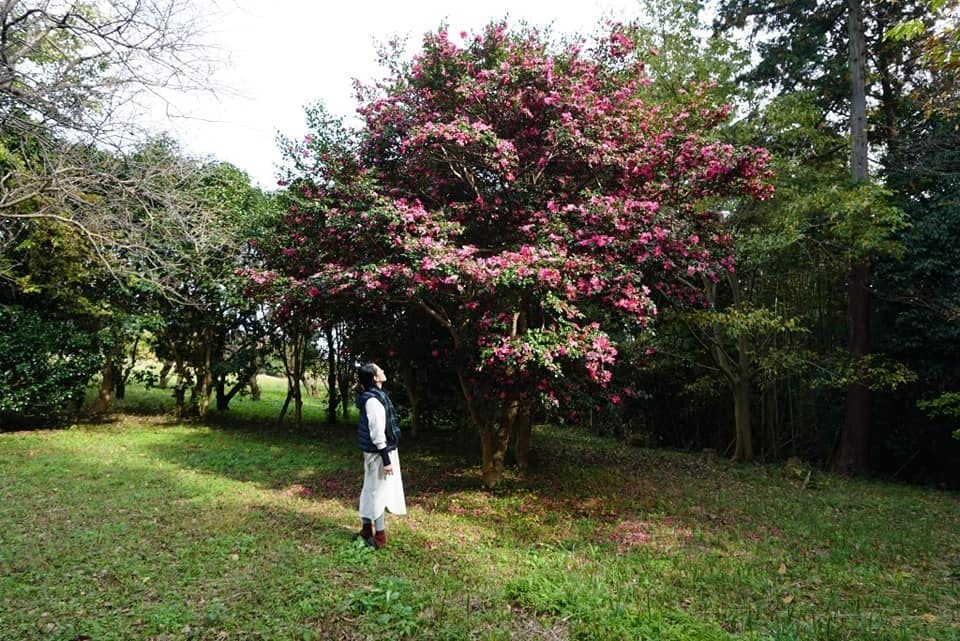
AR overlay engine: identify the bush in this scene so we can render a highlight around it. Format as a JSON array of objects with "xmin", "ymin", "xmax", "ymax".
[{"xmin": 0, "ymin": 305, "xmax": 101, "ymax": 426}]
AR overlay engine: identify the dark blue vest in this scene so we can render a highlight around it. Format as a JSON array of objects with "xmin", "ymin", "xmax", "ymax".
[{"xmin": 356, "ymin": 387, "xmax": 400, "ymax": 453}]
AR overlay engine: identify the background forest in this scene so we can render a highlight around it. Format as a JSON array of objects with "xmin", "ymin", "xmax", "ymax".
[{"xmin": 1, "ymin": 0, "xmax": 958, "ymax": 488}]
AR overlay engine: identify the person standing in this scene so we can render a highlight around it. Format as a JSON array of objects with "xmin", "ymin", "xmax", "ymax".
[{"xmin": 355, "ymin": 363, "xmax": 406, "ymax": 549}]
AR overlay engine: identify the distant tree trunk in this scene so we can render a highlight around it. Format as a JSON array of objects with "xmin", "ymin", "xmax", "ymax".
[
  {"xmin": 195, "ymin": 326, "xmax": 214, "ymax": 418},
  {"xmin": 248, "ymin": 349, "xmax": 262, "ymax": 401},
  {"xmin": 400, "ymin": 362, "xmax": 421, "ymax": 438},
  {"xmin": 325, "ymin": 325, "xmax": 338, "ymax": 423},
  {"xmin": 158, "ymin": 360, "xmax": 173, "ymax": 389},
  {"xmin": 336, "ymin": 325, "xmax": 352, "ymax": 418},
  {"xmin": 115, "ymin": 334, "xmax": 140, "ymax": 401},
  {"xmin": 703, "ymin": 273, "xmax": 755, "ymax": 462},
  {"xmin": 340, "ymin": 365, "xmax": 352, "ymax": 418},
  {"xmin": 215, "ymin": 361, "xmax": 256, "ymax": 411},
  {"xmin": 173, "ymin": 362, "xmax": 190, "ymax": 420},
  {"xmin": 249, "ymin": 371, "xmax": 261, "ymax": 401},
  {"xmin": 278, "ymin": 319, "xmax": 310, "ymax": 429},
  {"xmin": 216, "ymin": 380, "xmax": 228, "ymax": 411},
  {"xmin": 835, "ymin": 0, "xmax": 871, "ymax": 475},
  {"xmin": 732, "ymin": 369, "xmax": 753, "ymax": 462},
  {"xmin": 90, "ymin": 357, "xmax": 116, "ymax": 414}
]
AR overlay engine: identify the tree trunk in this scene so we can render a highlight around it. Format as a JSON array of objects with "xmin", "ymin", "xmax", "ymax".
[
  {"xmin": 732, "ymin": 375, "xmax": 753, "ymax": 462},
  {"xmin": 732, "ymin": 331, "xmax": 754, "ymax": 461},
  {"xmin": 278, "ymin": 390, "xmax": 292, "ymax": 426},
  {"xmin": 703, "ymin": 272, "xmax": 756, "ymax": 462},
  {"xmin": 248, "ymin": 349, "xmax": 262, "ymax": 401},
  {"xmin": 173, "ymin": 370, "xmax": 188, "ymax": 421},
  {"xmin": 212, "ymin": 351, "xmax": 258, "ymax": 412},
  {"xmin": 294, "ymin": 329, "xmax": 305, "ymax": 429},
  {"xmin": 116, "ymin": 334, "xmax": 140, "ymax": 401},
  {"xmin": 249, "ymin": 371, "xmax": 261, "ymax": 401},
  {"xmin": 279, "ymin": 321, "xmax": 308, "ymax": 429},
  {"xmin": 512, "ymin": 405, "xmax": 533, "ymax": 473},
  {"xmin": 294, "ymin": 381, "xmax": 303, "ymax": 428},
  {"xmin": 400, "ymin": 363, "xmax": 421, "ymax": 438},
  {"xmin": 835, "ymin": 259, "xmax": 872, "ymax": 474},
  {"xmin": 340, "ymin": 370, "xmax": 351, "ymax": 417},
  {"xmin": 196, "ymin": 327, "xmax": 214, "ymax": 418},
  {"xmin": 279, "ymin": 377, "xmax": 304, "ymax": 428},
  {"xmin": 325, "ymin": 325, "xmax": 338, "ymax": 424},
  {"xmin": 835, "ymin": 0, "xmax": 871, "ymax": 475},
  {"xmin": 338, "ymin": 330, "xmax": 352, "ymax": 419},
  {"xmin": 90, "ymin": 357, "xmax": 116, "ymax": 414},
  {"xmin": 215, "ymin": 380, "xmax": 229, "ymax": 411},
  {"xmin": 480, "ymin": 399, "xmax": 518, "ymax": 488},
  {"xmin": 158, "ymin": 360, "xmax": 173, "ymax": 389}
]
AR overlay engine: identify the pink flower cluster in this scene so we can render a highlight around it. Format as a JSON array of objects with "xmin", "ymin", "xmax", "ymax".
[{"xmin": 253, "ymin": 19, "xmax": 774, "ymax": 418}]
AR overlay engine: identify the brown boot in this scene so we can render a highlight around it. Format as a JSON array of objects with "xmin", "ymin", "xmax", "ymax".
[
  {"xmin": 355, "ymin": 522, "xmax": 373, "ymax": 541},
  {"xmin": 372, "ymin": 530, "xmax": 387, "ymax": 549}
]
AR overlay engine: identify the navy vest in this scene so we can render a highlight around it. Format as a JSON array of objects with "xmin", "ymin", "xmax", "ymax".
[{"xmin": 356, "ymin": 387, "xmax": 400, "ymax": 453}]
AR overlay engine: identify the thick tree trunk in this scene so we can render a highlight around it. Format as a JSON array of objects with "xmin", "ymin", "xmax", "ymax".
[
  {"xmin": 480, "ymin": 399, "xmax": 518, "ymax": 488},
  {"xmin": 836, "ymin": 259, "xmax": 872, "ymax": 474},
  {"xmin": 512, "ymin": 405, "xmax": 533, "ymax": 473},
  {"xmin": 214, "ymin": 358, "xmax": 257, "ymax": 412},
  {"xmin": 216, "ymin": 380, "xmax": 229, "ymax": 411},
  {"xmin": 732, "ymin": 376, "xmax": 753, "ymax": 462},
  {"xmin": 835, "ymin": 0, "xmax": 871, "ymax": 475},
  {"xmin": 732, "ymin": 332, "xmax": 754, "ymax": 461},
  {"xmin": 90, "ymin": 357, "xmax": 116, "ymax": 414}
]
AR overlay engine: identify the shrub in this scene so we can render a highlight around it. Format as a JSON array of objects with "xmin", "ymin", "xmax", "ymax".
[{"xmin": 0, "ymin": 305, "xmax": 101, "ymax": 426}]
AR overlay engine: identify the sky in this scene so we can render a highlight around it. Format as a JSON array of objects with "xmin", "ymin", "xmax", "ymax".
[{"xmin": 152, "ymin": 0, "xmax": 644, "ymax": 189}]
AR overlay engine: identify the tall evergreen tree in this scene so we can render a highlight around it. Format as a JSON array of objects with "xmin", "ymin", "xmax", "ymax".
[{"xmin": 715, "ymin": 0, "xmax": 952, "ymax": 474}]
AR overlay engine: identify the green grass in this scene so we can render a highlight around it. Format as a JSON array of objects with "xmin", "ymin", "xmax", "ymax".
[{"xmin": 1, "ymin": 383, "xmax": 959, "ymax": 640}]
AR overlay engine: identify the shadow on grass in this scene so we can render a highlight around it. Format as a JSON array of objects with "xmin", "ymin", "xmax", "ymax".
[
  {"xmin": 0, "ymin": 438, "xmax": 408, "ymax": 639},
  {"xmin": 139, "ymin": 419, "xmax": 482, "ymax": 503},
  {"xmin": 105, "ymin": 413, "xmax": 717, "ymax": 555}
]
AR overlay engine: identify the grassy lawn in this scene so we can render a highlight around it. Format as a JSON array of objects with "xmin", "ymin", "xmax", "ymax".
[{"xmin": 1, "ymin": 383, "xmax": 959, "ymax": 640}]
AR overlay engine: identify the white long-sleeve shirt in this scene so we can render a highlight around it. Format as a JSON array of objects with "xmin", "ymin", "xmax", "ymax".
[{"xmin": 364, "ymin": 397, "xmax": 387, "ymax": 450}]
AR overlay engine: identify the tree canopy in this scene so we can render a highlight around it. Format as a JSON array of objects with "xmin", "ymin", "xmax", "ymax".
[{"xmin": 256, "ymin": 21, "xmax": 773, "ymax": 486}]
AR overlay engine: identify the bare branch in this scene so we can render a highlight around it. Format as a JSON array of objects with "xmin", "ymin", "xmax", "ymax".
[{"xmin": 0, "ymin": 1, "xmax": 239, "ymax": 305}]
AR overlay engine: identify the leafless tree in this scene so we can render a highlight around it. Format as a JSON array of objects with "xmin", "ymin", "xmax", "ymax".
[
  {"xmin": 0, "ymin": 0, "xmax": 230, "ymax": 301},
  {"xmin": 0, "ymin": 0, "xmax": 213, "ymax": 138}
]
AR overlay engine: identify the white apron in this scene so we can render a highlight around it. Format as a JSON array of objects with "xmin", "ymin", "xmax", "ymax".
[{"xmin": 358, "ymin": 449, "xmax": 407, "ymax": 519}]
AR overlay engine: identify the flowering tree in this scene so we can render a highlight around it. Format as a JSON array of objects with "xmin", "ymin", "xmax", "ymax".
[{"xmin": 264, "ymin": 22, "xmax": 772, "ymax": 486}]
